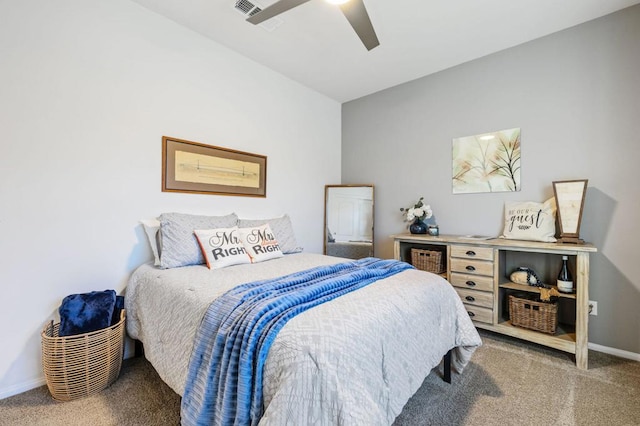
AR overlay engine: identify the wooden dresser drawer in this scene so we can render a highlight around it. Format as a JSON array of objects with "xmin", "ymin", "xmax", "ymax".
[
  {"xmin": 464, "ymin": 305, "xmax": 493, "ymax": 324},
  {"xmin": 450, "ymin": 272, "xmax": 494, "ymax": 292},
  {"xmin": 450, "ymin": 245, "xmax": 494, "ymax": 261},
  {"xmin": 455, "ymin": 288, "xmax": 493, "ymax": 309},
  {"xmin": 450, "ymin": 258, "xmax": 494, "ymax": 277}
]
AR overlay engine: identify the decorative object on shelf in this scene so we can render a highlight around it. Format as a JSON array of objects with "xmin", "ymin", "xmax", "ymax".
[
  {"xmin": 510, "ymin": 266, "xmax": 543, "ymax": 287},
  {"xmin": 427, "ymin": 224, "xmax": 439, "ymax": 236},
  {"xmin": 500, "ymin": 198, "xmax": 557, "ymax": 242},
  {"xmin": 552, "ymin": 179, "xmax": 588, "ymax": 244},
  {"xmin": 539, "ymin": 287, "xmax": 560, "ymax": 302},
  {"xmin": 557, "ymin": 255, "xmax": 574, "ymax": 293},
  {"xmin": 409, "ymin": 219, "xmax": 427, "ymax": 234},
  {"xmin": 400, "ymin": 197, "xmax": 433, "ymax": 234},
  {"xmin": 452, "ymin": 127, "xmax": 521, "ymax": 194}
]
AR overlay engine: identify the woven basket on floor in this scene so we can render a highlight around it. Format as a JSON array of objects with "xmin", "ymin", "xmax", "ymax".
[
  {"xmin": 411, "ymin": 248, "xmax": 446, "ymax": 274},
  {"xmin": 509, "ymin": 295, "xmax": 557, "ymax": 335},
  {"xmin": 41, "ymin": 309, "xmax": 125, "ymax": 401}
]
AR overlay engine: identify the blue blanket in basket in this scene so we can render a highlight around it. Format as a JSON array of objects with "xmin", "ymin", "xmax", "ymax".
[
  {"xmin": 58, "ymin": 290, "xmax": 119, "ymax": 336},
  {"xmin": 180, "ymin": 257, "xmax": 413, "ymax": 426}
]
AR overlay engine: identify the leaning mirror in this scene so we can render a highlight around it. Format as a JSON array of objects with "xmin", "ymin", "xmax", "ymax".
[{"xmin": 324, "ymin": 185, "xmax": 374, "ymax": 259}]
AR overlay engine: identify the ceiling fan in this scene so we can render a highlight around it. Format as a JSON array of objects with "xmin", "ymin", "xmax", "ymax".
[{"xmin": 246, "ymin": 0, "xmax": 380, "ymax": 51}]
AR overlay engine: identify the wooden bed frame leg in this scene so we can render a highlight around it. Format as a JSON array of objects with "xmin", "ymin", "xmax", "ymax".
[
  {"xmin": 134, "ymin": 340, "xmax": 144, "ymax": 358},
  {"xmin": 443, "ymin": 349, "xmax": 452, "ymax": 384}
]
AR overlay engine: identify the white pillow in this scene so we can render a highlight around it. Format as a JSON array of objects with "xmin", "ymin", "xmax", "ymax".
[
  {"xmin": 140, "ymin": 218, "xmax": 161, "ymax": 266},
  {"xmin": 238, "ymin": 214, "xmax": 302, "ymax": 254},
  {"xmin": 500, "ymin": 198, "xmax": 557, "ymax": 242},
  {"xmin": 194, "ymin": 227, "xmax": 252, "ymax": 270},
  {"xmin": 239, "ymin": 224, "xmax": 284, "ymax": 263}
]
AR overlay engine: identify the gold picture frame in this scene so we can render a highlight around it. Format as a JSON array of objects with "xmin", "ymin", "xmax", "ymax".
[
  {"xmin": 552, "ymin": 179, "xmax": 588, "ymax": 244},
  {"xmin": 162, "ymin": 136, "xmax": 267, "ymax": 197}
]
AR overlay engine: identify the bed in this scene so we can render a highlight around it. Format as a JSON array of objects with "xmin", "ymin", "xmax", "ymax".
[{"xmin": 125, "ymin": 251, "xmax": 482, "ymax": 425}]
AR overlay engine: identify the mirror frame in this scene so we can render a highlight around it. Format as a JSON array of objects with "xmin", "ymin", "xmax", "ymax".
[{"xmin": 323, "ymin": 184, "xmax": 374, "ymax": 258}]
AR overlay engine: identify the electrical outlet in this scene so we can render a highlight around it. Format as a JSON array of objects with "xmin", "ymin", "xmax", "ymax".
[{"xmin": 589, "ymin": 301, "xmax": 598, "ymax": 316}]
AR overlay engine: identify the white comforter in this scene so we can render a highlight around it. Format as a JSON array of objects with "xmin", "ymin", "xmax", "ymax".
[{"xmin": 125, "ymin": 253, "xmax": 481, "ymax": 425}]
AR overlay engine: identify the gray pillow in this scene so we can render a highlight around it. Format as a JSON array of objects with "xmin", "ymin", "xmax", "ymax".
[
  {"xmin": 159, "ymin": 212, "xmax": 238, "ymax": 269},
  {"xmin": 238, "ymin": 214, "xmax": 302, "ymax": 254}
]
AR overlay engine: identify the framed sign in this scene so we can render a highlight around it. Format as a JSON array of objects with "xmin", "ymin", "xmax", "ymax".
[
  {"xmin": 552, "ymin": 179, "xmax": 588, "ymax": 244},
  {"xmin": 162, "ymin": 136, "xmax": 267, "ymax": 197}
]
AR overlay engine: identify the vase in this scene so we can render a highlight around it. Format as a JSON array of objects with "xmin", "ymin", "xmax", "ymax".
[{"xmin": 409, "ymin": 219, "xmax": 427, "ymax": 234}]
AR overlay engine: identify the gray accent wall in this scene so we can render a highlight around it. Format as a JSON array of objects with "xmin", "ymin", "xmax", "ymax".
[{"xmin": 342, "ymin": 6, "xmax": 640, "ymax": 354}]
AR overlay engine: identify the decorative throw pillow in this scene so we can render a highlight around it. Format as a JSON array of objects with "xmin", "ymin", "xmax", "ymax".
[
  {"xmin": 238, "ymin": 214, "xmax": 302, "ymax": 254},
  {"xmin": 194, "ymin": 227, "xmax": 252, "ymax": 270},
  {"xmin": 238, "ymin": 224, "xmax": 285, "ymax": 263},
  {"xmin": 500, "ymin": 198, "xmax": 557, "ymax": 242},
  {"xmin": 159, "ymin": 212, "xmax": 238, "ymax": 269},
  {"xmin": 58, "ymin": 290, "xmax": 117, "ymax": 337},
  {"xmin": 140, "ymin": 218, "xmax": 161, "ymax": 266}
]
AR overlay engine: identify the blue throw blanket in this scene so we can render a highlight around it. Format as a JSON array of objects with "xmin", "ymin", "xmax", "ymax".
[
  {"xmin": 181, "ymin": 258, "xmax": 413, "ymax": 426},
  {"xmin": 58, "ymin": 290, "xmax": 117, "ymax": 336}
]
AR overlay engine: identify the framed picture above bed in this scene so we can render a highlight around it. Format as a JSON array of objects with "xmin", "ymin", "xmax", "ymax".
[{"xmin": 162, "ymin": 136, "xmax": 267, "ymax": 197}]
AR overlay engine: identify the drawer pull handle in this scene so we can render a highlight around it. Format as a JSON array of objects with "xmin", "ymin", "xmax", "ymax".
[
  {"xmin": 465, "ymin": 281, "xmax": 476, "ymax": 287},
  {"xmin": 466, "ymin": 250, "xmax": 476, "ymax": 256},
  {"xmin": 468, "ymin": 311, "xmax": 475, "ymax": 317},
  {"xmin": 466, "ymin": 265, "xmax": 476, "ymax": 271},
  {"xmin": 465, "ymin": 295, "xmax": 475, "ymax": 302}
]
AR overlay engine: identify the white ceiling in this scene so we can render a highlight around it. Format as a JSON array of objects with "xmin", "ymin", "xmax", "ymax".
[{"xmin": 130, "ymin": 0, "xmax": 640, "ymax": 103}]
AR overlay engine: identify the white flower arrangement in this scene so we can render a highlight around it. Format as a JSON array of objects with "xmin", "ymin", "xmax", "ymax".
[{"xmin": 400, "ymin": 197, "xmax": 433, "ymax": 222}]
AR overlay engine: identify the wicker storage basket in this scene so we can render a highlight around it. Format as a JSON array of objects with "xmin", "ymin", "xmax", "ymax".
[
  {"xmin": 411, "ymin": 248, "xmax": 446, "ymax": 274},
  {"xmin": 509, "ymin": 295, "xmax": 557, "ymax": 335},
  {"xmin": 41, "ymin": 310, "xmax": 125, "ymax": 401}
]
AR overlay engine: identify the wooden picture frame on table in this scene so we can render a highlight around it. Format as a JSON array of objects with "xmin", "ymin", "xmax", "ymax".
[
  {"xmin": 552, "ymin": 179, "xmax": 588, "ymax": 244},
  {"xmin": 162, "ymin": 136, "xmax": 267, "ymax": 197}
]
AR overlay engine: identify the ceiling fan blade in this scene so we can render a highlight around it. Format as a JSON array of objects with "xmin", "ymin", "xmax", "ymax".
[
  {"xmin": 339, "ymin": 0, "xmax": 379, "ymax": 51},
  {"xmin": 247, "ymin": 0, "xmax": 313, "ymax": 25}
]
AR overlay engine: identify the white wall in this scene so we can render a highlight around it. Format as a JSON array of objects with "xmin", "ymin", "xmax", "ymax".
[
  {"xmin": 0, "ymin": 0, "xmax": 341, "ymax": 397},
  {"xmin": 342, "ymin": 6, "xmax": 640, "ymax": 355}
]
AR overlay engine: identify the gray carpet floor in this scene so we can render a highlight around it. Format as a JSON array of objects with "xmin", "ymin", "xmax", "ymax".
[{"xmin": 1, "ymin": 330, "xmax": 639, "ymax": 425}]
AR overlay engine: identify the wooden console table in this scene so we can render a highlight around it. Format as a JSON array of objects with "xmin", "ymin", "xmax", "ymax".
[{"xmin": 392, "ymin": 234, "xmax": 597, "ymax": 369}]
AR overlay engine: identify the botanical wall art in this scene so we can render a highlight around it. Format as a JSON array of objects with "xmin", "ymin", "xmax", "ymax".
[
  {"xmin": 452, "ymin": 127, "xmax": 521, "ymax": 194},
  {"xmin": 162, "ymin": 136, "xmax": 267, "ymax": 197}
]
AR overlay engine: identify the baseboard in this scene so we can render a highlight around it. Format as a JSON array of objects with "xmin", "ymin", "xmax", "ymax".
[
  {"xmin": 0, "ymin": 377, "xmax": 46, "ymax": 400},
  {"xmin": 589, "ymin": 342, "xmax": 640, "ymax": 362}
]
